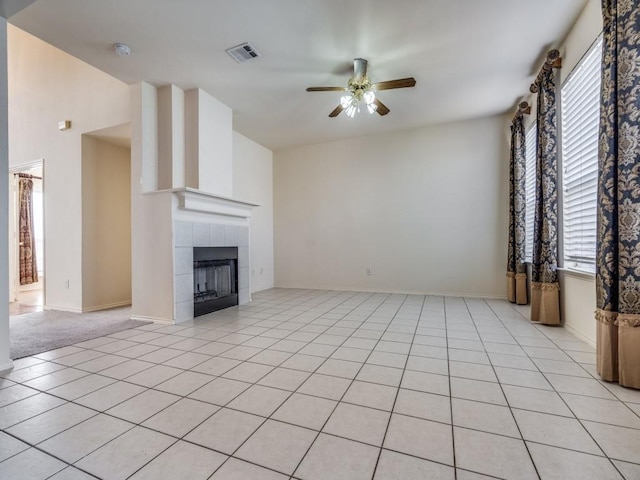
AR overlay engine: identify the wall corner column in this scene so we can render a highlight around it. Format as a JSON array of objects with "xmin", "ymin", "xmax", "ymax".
[{"xmin": 0, "ymin": 17, "xmax": 13, "ymax": 370}]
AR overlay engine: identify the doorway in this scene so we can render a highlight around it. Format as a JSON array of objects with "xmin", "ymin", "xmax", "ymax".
[{"xmin": 9, "ymin": 160, "xmax": 44, "ymax": 316}]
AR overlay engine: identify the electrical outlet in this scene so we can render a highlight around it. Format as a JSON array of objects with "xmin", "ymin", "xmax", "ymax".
[
  {"xmin": 366, "ymin": 267, "xmax": 372, "ymax": 276},
  {"xmin": 65, "ymin": 279, "xmax": 70, "ymax": 289}
]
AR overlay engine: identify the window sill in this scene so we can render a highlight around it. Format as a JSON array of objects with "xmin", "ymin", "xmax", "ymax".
[{"xmin": 557, "ymin": 267, "xmax": 595, "ymax": 281}]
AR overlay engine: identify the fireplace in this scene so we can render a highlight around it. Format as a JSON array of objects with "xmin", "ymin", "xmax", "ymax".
[{"xmin": 193, "ymin": 247, "xmax": 238, "ymax": 317}]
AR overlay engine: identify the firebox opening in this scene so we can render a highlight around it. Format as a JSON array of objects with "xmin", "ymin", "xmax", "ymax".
[{"xmin": 193, "ymin": 247, "xmax": 238, "ymax": 317}]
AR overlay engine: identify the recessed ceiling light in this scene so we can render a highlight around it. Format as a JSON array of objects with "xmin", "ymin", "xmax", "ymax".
[{"xmin": 114, "ymin": 43, "xmax": 132, "ymax": 56}]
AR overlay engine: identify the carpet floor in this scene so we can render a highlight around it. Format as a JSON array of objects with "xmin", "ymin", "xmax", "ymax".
[{"xmin": 10, "ymin": 307, "xmax": 150, "ymax": 359}]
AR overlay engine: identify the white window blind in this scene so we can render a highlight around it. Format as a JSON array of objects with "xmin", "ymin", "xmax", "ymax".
[
  {"xmin": 561, "ymin": 35, "xmax": 602, "ymax": 272},
  {"xmin": 524, "ymin": 122, "xmax": 537, "ymax": 263}
]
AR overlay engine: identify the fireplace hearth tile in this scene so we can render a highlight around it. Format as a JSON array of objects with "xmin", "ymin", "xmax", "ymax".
[
  {"xmin": 239, "ymin": 247, "xmax": 249, "ymax": 267},
  {"xmin": 175, "ymin": 221, "xmax": 192, "ymax": 247},
  {"xmin": 193, "ymin": 223, "xmax": 211, "ymax": 247},
  {"xmin": 176, "ymin": 301, "xmax": 193, "ymax": 323},
  {"xmin": 238, "ymin": 227, "xmax": 249, "ymax": 247},
  {"xmin": 175, "ymin": 273, "xmax": 194, "ymax": 304},
  {"xmin": 210, "ymin": 224, "xmax": 225, "ymax": 246},
  {"xmin": 175, "ymin": 247, "xmax": 193, "ymax": 275},
  {"xmin": 224, "ymin": 225, "xmax": 239, "ymax": 246},
  {"xmin": 240, "ymin": 280, "xmax": 250, "ymax": 297}
]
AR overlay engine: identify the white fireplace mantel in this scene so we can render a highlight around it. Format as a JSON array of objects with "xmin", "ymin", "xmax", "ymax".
[{"xmin": 168, "ymin": 187, "xmax": 258, "ymax": 218}]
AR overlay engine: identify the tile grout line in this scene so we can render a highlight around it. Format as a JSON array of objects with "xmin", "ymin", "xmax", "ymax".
[
  {"xmin": 464, "ymin": 297, "xmax": 542, "ymax": 480},
  {"xmin": 284, "ymin": 292, "xmax": 403, "ymax": 478},
  {"xmin": 443, "ymin": 297, "xmax": 459, "ymax": 480},
  {"xmin": 287, "ymin": 292, "xmax": 416, "ymax": 479},
  {"xmin": 2, "ymin": 291, "xmax": 640, "ymax": 478},
  {"xmin": 202, "ymin": 290, "xmax": 382, "ymax": 478},
  {"xmin": 483, "ymin": 299, "xmax": 629, "ymax": 478},
  {"xmin": 370, "ymin": 293, "xmax": 435, "ymax": 478},
  {"xmin": 0, "ymin": 291, "xmax": 363, "ymax": 478}
]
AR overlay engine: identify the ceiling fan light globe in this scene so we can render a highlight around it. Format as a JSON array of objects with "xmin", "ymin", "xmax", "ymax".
[
  {"xmin": 364, "ymin": 90, "xmax": 375, "ymax": 105},
  {"xmin": 340, "ymin": 95, "xmax": 353, "ymax": 108}
]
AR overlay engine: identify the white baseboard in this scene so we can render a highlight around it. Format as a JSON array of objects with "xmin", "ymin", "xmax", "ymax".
[
  {"xmin": 44, "ymin": 304, "xmax": 83, "ymax": 313},
  {"xmin": 251, "ymin": 285, "xmax": 275, "ymax": 294},
  {"xmin": 129, "ymin": 315, "xmax": 174, "ymax": 325},
  {"xmin": 563, "ymin": 322, "xmax": 597, "ymax": 348},
  {"xmin": 272, "ymin": 284, "xmax": 508, "ymax": 300},
  {"xmin": 0, "ymin": 360, "xmax": 14, "ymax": 372},
  {"xmin": 81, "ymin": 301, "xmax": 131, "ymax": 313}
]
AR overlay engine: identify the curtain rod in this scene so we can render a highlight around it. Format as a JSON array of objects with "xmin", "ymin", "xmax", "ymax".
[
  {"xmin": 14, "ymin": 172, "xmax": 42, "ymax": 180},
  {"xmin": 530, "ymin": 49, "xmax": 562, "ymax": 93},
  {"xmin": 512, "ymin": 101, "xmax": 531, "ymax": 122}
]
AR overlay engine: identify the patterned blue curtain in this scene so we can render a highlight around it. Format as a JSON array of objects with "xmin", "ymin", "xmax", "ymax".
[
  {"xmin": 530, "ymin": 51, "xmax": 561, "ymax": 325},
  {"xmin": 596, "ymin": 0, "xmax": 640, "ymax": 388},
  {"xmin": 507, "ymin": 108, "xmax": 528, "ymax": 305}
]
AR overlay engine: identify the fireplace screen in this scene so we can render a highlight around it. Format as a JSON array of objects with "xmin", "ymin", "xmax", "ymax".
[{"xmin": 193, "ymin": 247, "xmax": 238, "ymax": 317}]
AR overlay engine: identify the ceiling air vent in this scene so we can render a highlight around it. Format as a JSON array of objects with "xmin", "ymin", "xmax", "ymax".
[{"xmin": 225, "ymin": 42, "xmax": 261, "ymax": 63}]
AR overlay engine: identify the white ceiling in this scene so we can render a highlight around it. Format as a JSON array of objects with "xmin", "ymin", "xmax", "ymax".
[{"xmin": 9, "ymin": 0, "xmax": 588, "ymax": 150}]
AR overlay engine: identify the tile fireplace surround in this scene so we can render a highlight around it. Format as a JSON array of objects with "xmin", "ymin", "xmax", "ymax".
[
  {"xmin": 170, "ymin": 188, "xmax": 256, "ymax": 323},
  {"xmin": 174, "ymin": 220, "xmax": 249, "ymax": 323}
]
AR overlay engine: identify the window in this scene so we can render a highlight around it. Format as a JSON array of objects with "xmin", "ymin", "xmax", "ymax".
[
  {"xmin": 561, "ymin": 35, "xmax": 602, "ymax": 272},
  {"xmin": 524, "ymin": 122, "xmax": 537, "ymax": 263}
]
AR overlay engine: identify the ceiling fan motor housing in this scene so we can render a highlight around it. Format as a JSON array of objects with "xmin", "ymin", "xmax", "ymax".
[{"xmin": 348, "ymin": 77, "xmax": 372, "ymax": 100}]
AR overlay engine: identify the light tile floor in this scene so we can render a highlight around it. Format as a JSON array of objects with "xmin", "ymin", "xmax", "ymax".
[{"xmin": 1, "ymin": 288, "xmax": 640, "ymax": 479}]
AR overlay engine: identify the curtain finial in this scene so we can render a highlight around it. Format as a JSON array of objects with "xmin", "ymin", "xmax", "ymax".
[
  {"xmin": 518, "ymin": 101, "xmax": 531, "ymax": 115},
  {"xmin": 531, "ymin": 49, "xmax": 562, "ymax": 93},
  {"xmin": 512, "ymin": 101, "xmax": 531, "ymax": 122}
]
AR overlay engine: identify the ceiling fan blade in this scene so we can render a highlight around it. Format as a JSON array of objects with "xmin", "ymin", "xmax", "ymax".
[
  {"xmin": 374, "ymin": 98, "xmax": 390, "ymax": 116},
  {"xmin": 306, "ymin": 86, "xmax": 347, "ymax": 92},
  {"xmin": 353, "ymin": 58, "xmax": 368, "ymax": 82},
  {"xmin": 329, "ymin": 104, "xmax": 344, "ymax": 117},
  {"xmin": 373, "ymin": 77, "xmax": 416, "ymax": 91}
]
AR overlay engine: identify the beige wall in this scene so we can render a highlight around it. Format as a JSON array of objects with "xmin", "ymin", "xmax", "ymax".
[
  {"xmin": 274, "ymin": 115, "xmax": 509, "ymax": 297},
  {"xmin": 233, "ymin": 132, "xmax": 274, "ymax": 292},
  {"xmin": 81, "ymin": 136, "xmax": 131, "ymax": 311},
  {"xmin": 559, "ymin": 272, "xmax": 596, "ymax": 345},
  {"xmin": 8, "ymin": 25, "xmax": 130, "ymax": 311}
]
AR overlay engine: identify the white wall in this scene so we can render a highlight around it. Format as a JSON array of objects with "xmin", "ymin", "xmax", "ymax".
[
  {"xmin": 8, "ymin": 26, "xmax": 130, "ymax": 311},
  {"xmin": 274, "ymin": 115, "xmax": 509, "ymax": 297},
  {"xmin": 233, "ymin": 132, "xmax": 274, "ymax": 292},
  {"xmin": 81, "ymin": 136, "xmax": 131, "ymax": 311},
  {"xmin": 130, "ymin": 82, "xmax": 175, "ymax": 323}
]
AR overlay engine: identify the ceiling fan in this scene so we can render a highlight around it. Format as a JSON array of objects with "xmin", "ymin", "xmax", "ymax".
[{"xmin": 306, "ymin": 58, "xmax": 416, "ymax": 118}]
